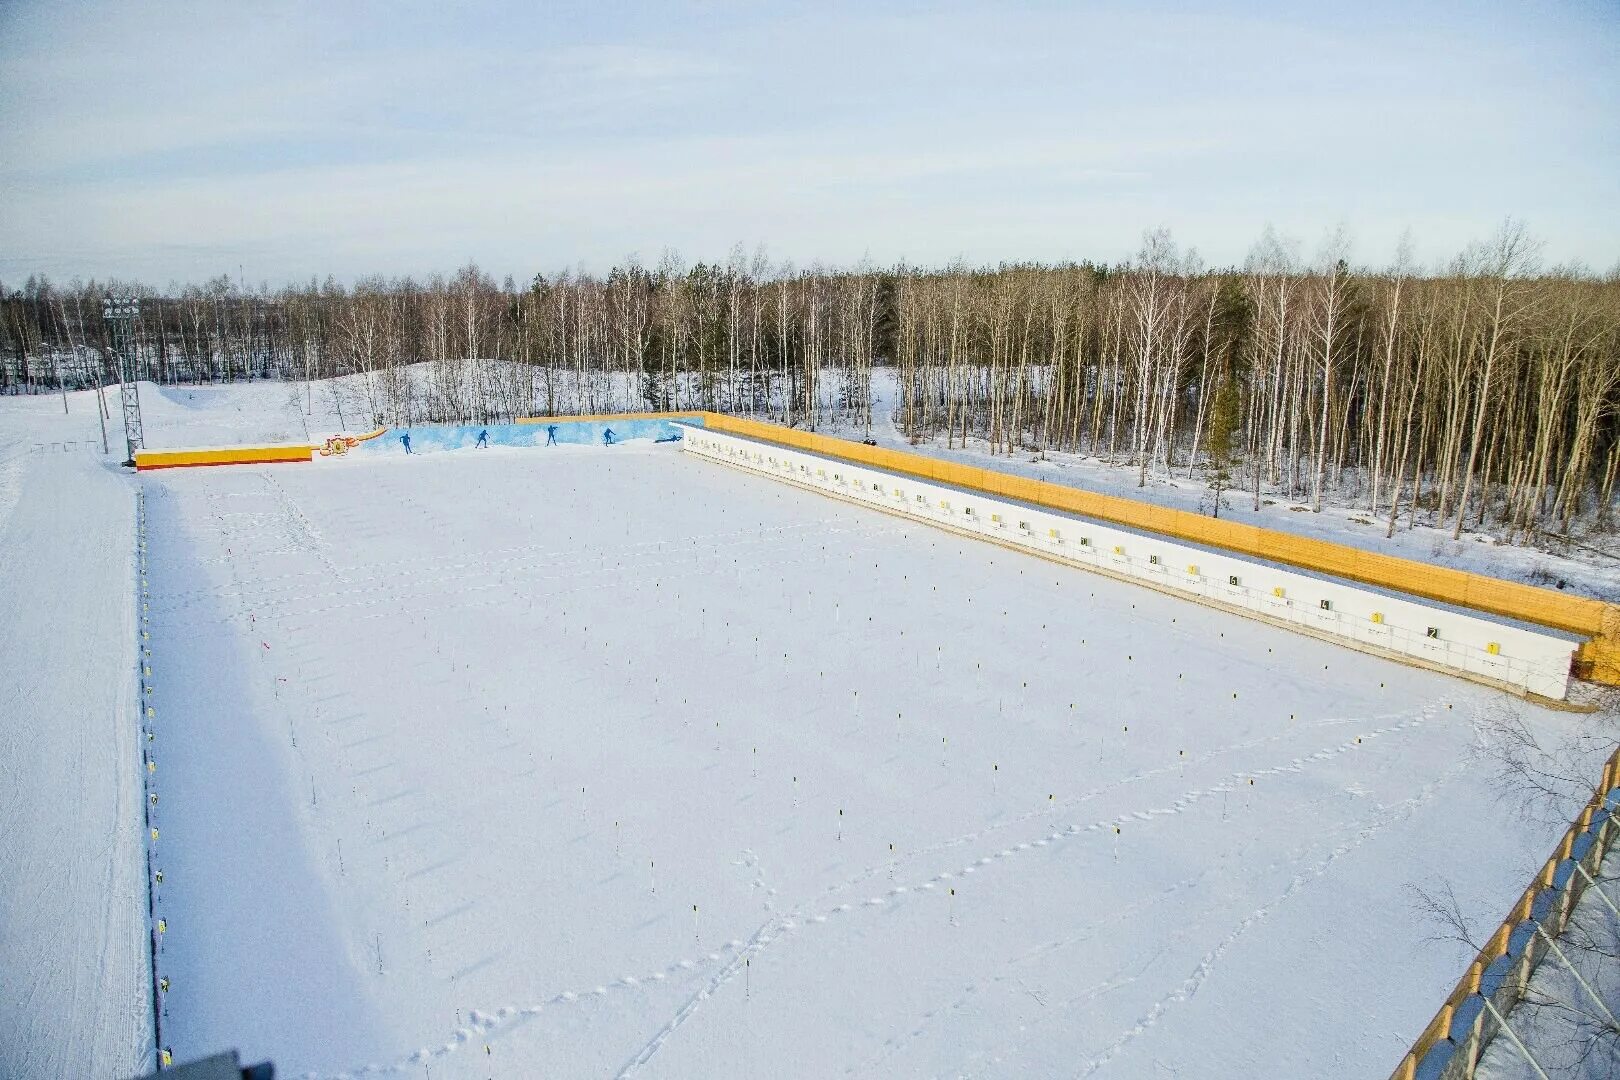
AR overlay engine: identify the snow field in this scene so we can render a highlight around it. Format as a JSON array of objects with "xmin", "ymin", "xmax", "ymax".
[
  {"xmin": 139, "ymin": 443, "xmax": 1582, "ymax": 1079},
  {"xmin": 0, "ymin": 396, "xmax": 152, "ymax": 1078}
]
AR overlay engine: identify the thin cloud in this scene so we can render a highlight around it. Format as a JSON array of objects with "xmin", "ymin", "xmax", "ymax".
[{"xmin": 1, "ymin": 0, "xmax": 1615, "ymax": 282}]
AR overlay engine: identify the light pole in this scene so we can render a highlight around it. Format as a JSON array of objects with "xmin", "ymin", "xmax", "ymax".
[{"xmin": 103, "ymin": 296, "xmax": 144, "ymax": 467}]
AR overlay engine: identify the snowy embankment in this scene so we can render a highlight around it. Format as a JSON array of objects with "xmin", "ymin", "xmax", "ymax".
[
  {"xmin": 829, "ymin": 371, "xmax": 1620, "ymax": 604},
  {"xmin": 0, "ymin": 391, "xmax": 152, "ymax": 1076}
]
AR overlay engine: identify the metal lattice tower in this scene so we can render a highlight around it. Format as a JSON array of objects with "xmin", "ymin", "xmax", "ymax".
[{"xmin": 103, "ymin": 296, "xmax": 144, "ymax": 466}]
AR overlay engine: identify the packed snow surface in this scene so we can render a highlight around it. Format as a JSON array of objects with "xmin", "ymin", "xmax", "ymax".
[
  {"xmin": 0, "ymin": 393, "xmax": 150, "ymax": 1077},
  {"xmin": 138, "ymin": 439, "xmax": 1581, "ymax": 1079},
  {"xmin": 0, "ymin": 379, "xmax": 1603, "ymax": 1078}
]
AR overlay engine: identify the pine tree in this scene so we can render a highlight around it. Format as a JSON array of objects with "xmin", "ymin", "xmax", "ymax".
[{"xmin": 1206, "ymin": 378, "xmax": 1242, "ymax": 518}]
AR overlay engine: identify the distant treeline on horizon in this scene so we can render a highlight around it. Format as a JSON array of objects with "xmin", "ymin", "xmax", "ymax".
[{"xmin": 4, "ymin": 222, "xmax": 1619, "ymax": 541}]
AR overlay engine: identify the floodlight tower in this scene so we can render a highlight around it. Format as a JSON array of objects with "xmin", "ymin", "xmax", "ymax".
[{"xmin": 103, "ymin": 295, "xmax": 144, "ymax": 466}]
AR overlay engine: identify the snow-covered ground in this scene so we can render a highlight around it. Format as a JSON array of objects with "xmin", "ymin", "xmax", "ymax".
[
  {"xmin": 1, "ymin": 377, "xmax": 1612, "ymax": 1078},
  {"xmin": 139, "ymin": 379, "xmax": 347, "ymax": 448},
  {"xmin": 0, "ymin": 391, "xmax": 152, "ymax": 1077},
  {"xmin": 139, "ymin": 444, "xmax": 1583, "ymax": 1078}
]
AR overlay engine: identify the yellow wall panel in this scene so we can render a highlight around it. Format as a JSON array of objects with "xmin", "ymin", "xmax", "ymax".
[
  {"xmin": 135, "ymin": 444, "xmax": 313, "ymax": 470},
  {"xmin": 686, "ymin": 411, "xmax": 1618, "ymax": 680}
]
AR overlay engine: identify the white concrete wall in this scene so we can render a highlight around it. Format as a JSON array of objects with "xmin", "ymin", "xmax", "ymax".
[{"xmin": 681, "ymin": 426, "xmax": 1577, "ymax": 700}]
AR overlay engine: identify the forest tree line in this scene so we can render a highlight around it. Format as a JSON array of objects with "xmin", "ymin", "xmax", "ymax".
[{"xmin": 3, "ymin": 222, "xmax": 1618, "ymax": 541}]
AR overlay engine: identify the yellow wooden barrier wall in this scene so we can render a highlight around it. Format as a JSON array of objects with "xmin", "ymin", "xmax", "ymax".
[
  {"xmin": 134, "ymin": 444, "xmax": 314, "ymax": 470},
  {"xmin": 676, "ymin": 412, "xmax": 1620, "ymax": 685}
]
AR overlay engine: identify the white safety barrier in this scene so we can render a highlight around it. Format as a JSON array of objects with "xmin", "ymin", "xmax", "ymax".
[{"xmin": 681, "ymin": 426, "xmax": 1577, "ymax": 700}]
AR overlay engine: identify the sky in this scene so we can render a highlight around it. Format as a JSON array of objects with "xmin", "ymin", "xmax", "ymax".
[{"xmin": 0, "ymin": 0, "xmax": 1616, "ymax": 286}]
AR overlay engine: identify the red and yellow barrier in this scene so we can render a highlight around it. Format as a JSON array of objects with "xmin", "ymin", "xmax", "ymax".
[{"xmin": 134, "ymin": 444, "xmax": 314, "ymax": 470}]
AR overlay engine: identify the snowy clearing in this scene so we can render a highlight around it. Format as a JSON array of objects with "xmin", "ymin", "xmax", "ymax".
[
  {"xmin": 137, "ymin": 437, "xmax": 1585, "ymax": 1079},
  {"xmin": 0, "ymin": 380, "xmax": 1611, "ymax": 1078},
  {"xmin": 0, "ymin": 392, "xmax": 151, "ymax": 1078}
]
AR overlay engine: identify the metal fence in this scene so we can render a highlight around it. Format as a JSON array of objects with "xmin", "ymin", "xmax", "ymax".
[{"xmin": 1390, "ymin": 746, "xmax": 1620, "ymax": 1080}]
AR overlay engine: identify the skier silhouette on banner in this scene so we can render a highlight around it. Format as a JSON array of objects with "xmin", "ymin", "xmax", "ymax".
[
  {"xmin": 546, "ymin": 425, "xmax": 558, "ymax": 445},
  {"xmin": 476, "ymin": 429, "xmax": 489, "ymax": 449},
  {"xmin": 400, "ymin": 432, "xmax": 413, "ymax": 454},
  {"xmin": 602, "ymin": 428, "xmax": 616, "ymax": 446}
]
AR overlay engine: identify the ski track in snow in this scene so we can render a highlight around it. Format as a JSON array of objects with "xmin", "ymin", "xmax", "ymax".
[{"xmin": 302, "ymin": 707, "xmax": 1435, "ymax": 1080}]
